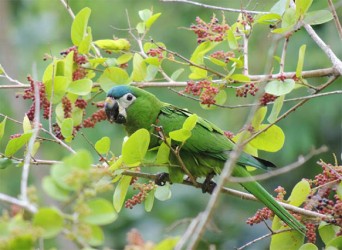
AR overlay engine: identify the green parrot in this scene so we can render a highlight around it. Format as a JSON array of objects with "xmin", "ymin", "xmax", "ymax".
[{"xmin": 104, "ymin": 85, "xmax": 306, "ymax": 234}]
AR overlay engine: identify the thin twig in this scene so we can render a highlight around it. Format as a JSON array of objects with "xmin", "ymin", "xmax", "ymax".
[
  {"xmin": 327, "ymin": 0, "xmax": 342, "ymax": 40},
  {"xmin": 0, "ymin": 84, "xmax": 30, "ymax": 89},
  {"xmin": 160, "ymin": 0, "xmax": 268, "ymax": 14},
  {"xmin": 58, "ymin": 0, "xmax": 75, "ymax": 19},
  {"xmin": 279, "ymin": 37, "xmax": 289, "ymax": 74},
  {"xmin": 80, "ymin": 132, "xmax": 110, "ymax": 166},
  {"xmin": 0, "ymin": 193, "xmax": 37, "ymax": 213},
  {"xmin": 229, "ymin": 146, "xmax": 328, "ymax": 183}
]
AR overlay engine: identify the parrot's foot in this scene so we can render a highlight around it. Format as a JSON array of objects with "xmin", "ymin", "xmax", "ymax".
[
  {"xmin": 155, "ymin": 172, "xmax": 170, "ymax": 186},
  {"xmin": 202, "ymin": 173, "xmax": 216, "ymax": 194}
]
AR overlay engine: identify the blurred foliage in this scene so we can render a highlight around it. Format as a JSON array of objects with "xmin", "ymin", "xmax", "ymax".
[{"xmin": 0, "ymin": 0, "xmax": 341, "ymax": 249}]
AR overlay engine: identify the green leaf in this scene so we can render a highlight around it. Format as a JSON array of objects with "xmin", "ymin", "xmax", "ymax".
[
  {"xmin": 144, "ymin": 188, "xmax": 155, "ymax": 212},
  {"xmin": 303, "ymin": 10, "xmax": 333, "ymax": 25},
  {"xmin": 171, "ymin": 68, "xmax": 184, "ymax": 81},
  {"xmin": 5, "ymin": 132, "xmax": 32, "ymax": 157},
  {"xmin": 22, "ymin": 115, "xmax": 32, "ymax": 133},
  {"xmin": 295, "ymin": 0, "xmax": 313, "ymax": 20},
  {"xmin": 255, "ymin": 13, "xmax": 282, "ymax": 25},
  {"xmin": 270, "ymin": 223, "xmax": 304, "ymax": 250},
  {"xmin": 283, "ymin": 8, "xmax": 297, "ymax": 28},
  {"xmin": 116, "ymin": 53, "xmax": 133, "ymax": 65},
  {"xmin": 0, "ymin": 116, "xmax": 7, "ymax": 140},
  {"xmin": 68, "ymin": 79, "xmax": 93, "ymax": 96},
  {"xmin": 287, "ymin": 179, "xmax": 311, "ymax": 206},
  {"xmin": 71, "ymin": 7, "xmax": 91, "ymax": 46},
  {"xmin": 265, "ymin": 79, "xmax": 295, "ymax": 96},
  {"xmin": 86, "ymin": 225, "xmax": 104, "ymax": 246},
  {"xmin": 155, "ymin": 141, "xmax": 171, "ymax": 164},
  {"xmin": 209, "ymin": 56, "xmax": 227, "ymax": 67},
  {"xmin": 0, "ymin": 64, "xmax": 4, "ymax": 75},
  {"xmin": 270, "ymin": 0, "xmax": 288, "ymax": 15},
  {"xmin": 268, "ymin": 95, "xmax": 284, "ymax": 123},
  {"xmin": 33, "ymin": 208, "xmax": 64, "ymax": 239},
  {"xmin": 136, "ymin": 22, "xmax": 145, "ymax": 34},
  {"xmin": 227, "ymin": 29, "xmax": 238, "ymax": 50},
  {"xmin": 122, "ymin": 128, "xmax": 150, "ymax": 166},
  {"xmin": 131, "ymin": 53, "xmax": 147, "ymax": 82},
  {"xmin": 318, "ymin": 221, "xmax": 340, "ymax": 245},
  {"xmin": 0, "ymin": 158, "xmax": 14, "ymax": 169},
  {"xmin": 98, "ymin": 66, "xmax": 131, "ymax": 92},
  {"xmin": 154, "ymin": 237, "xmax": 179, "ymax": 250},
  {"xmin": 72, "ymin": 107, "xmax": 84, "ymax": 127},
  {"xmin": 139, "ymin": 9, "xmax": 152, "ymax": 21},
  {"xmin": 169, "ymin": 128, "xmax": 192, "ymax": 142},
  {"xmin": 146, "ymin": 65, "xmax": 159, "ymax": 81},
  {"xmin": 78, "ymin": 26, "xmax": 92, "ymax": 54},
  {"xmin": 182, "ymin": 114, "xmax": 198, "ymax": 131},
  {"xmin": 250, "ymin": 124, "xmax": 285, "ymax": 152},
  {"xmin": 42, "ymin": 176, "xmax": 70, "ymax": 202},
  {"xmin": 94, "ymin": 39, "xmax": 130, "ymax": 51},
  {"xmin": 95, "ymin": 137, "xmax": 111, "ymax": 154},
  {"xmin": 252, "ymin": 107, "xmax": 267, "ymax": 130},
  {"xmin": 45, "ymin": 76, "xmax": 70, "ymax": 104},
  {"xmin": 298, "ymin": 243, "xmax": 318, "ymax": 250},
  {"xmin": 64, "ymin": 149, "xmax": 92, "ymax": 169},
  {"xmin": 61, "ymin": 118, "xmax": 74, "ymax": 141},
  {"xmin": 230, "ymin": 74, "xmax": 250, "ymax": 82},
  {"xmin": 146, "ymin": 13, "xmax": 162, "ymax": 29},
  {"xmin": 327, "ymin": 236, "xmax": 342, "ymax": 248},
  {"xmin": 155, "ymin": 183, "xmax": 172, "ymax": 201},
  {"xmin": 200, "ymin": 89, "xmax": 227, "ymax": 110},
  {"xmin": 80, "ymin": 198, "xmax": 117, "ymax": 225},
  {"xmin": 337, "ymin": 182, "xmax": 342, "ymax": 199},
  {"xmin": 296, "ymin": 45, "xmax": 306, "ymax": 77},
  {"xmin": 113, "ymin": 175, "xmax": 132, "ymax": 212},
  {"xmin": 189, "ymin": 41, "xmax": 217, "ymax": 79}
]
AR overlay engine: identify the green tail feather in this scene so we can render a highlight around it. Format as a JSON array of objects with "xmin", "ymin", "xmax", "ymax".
[{"xmin": 233, "ymin": 166, "xmax": 306, "ymax": 235}]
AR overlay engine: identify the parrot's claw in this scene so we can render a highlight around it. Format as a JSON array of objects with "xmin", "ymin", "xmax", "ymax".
[
  {"xmin": 155, "ymin": 172, "xmax": 170, "ymax": 186},
  {"xmin": 201, "ymin": 172, "xmax": 217, "ymax": 194}
]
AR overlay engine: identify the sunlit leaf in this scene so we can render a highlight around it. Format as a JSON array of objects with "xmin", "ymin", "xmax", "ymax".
[
  {"xmin": 227, "ymin": 29, "xmax": 238, "ymax": 50},
  {"xmin": 0, "ymin": 116, "xmax": 7, "ymax": 140},
  {"xmin": 45, "ymin": 76, "xmax": 70, "ymax": 104},
  {"xmin": 295, "ymin": 0, "xmax": 313, "ymax": 20},
  {"xmin": 94, "ymin": 39, "xmax": 130, "ymax": 51},
  {"xmin": 183, "ymin": 114, "xmax": 198, "ymax": 131},
  {"xmin": 23, "ymin": 115, "xmax": 32, "ymax": 133},
  {"xmin": 327, "ymin": 236, "xmax": 342, "ymax": 248},
  {"xmin": 5, "ymin": 132, "xmax": 32, "ymax": 157},
  {"xmin": 298, "ymin": 243, "xmax": 318, "ymax": 250},
  {"xmin": 78, "ymin": 26, "xmax": 92, "ymax": 54},
  {"xmin": 71, "ymin": 7, "xmax": 91, "ymax": 46},
  {"xmin": 86, "ymin": 225, "xmax": 104, "ymax": 247},
  {"xmin": 0, "ymin": 64, "xmax": 4, "ymax": 75},
  {"xmin": 154, "ymin": 237, "xmax": 180, "ymax": 250},
  {"xmin": 255, "ymin": 13, "xmax": 282, "ymax": 24},
  {"xmin": 131, "ymin": 53, "xmax": 147, "ymax": 82},
  {"xmin": 287, "ymin": 179, "xmax": 311, "ymax": 206},
  {"xmin": 61, "ymin": 118, "xmax": 74, "ymax": 141},
  {"xmin": 252, "ymin": 107, "xmax": 267, "ymax": 130},
  {"xmin": 113, "ymin": 175, "xmax": 132, "ymax": 212},
  {"xmin": 296, "ymin": 44, "xmax": 306, "ymax": 77},
  {"xmin": 268, "ymin": 95, "xmax": 284, "ymax": 123},
  {"xmin": 80, "ymin": 198, "xmax": 117, "ymax": 225},
  {"xmin": 146, "ymin": 13, "xmax": 162, "ymax": 29},
  {"xmin": 230, "ymin": 74, "xmax": 250, "ymax": 82},
  {"xmin": 144, "ymin": 189, "xmax": 155, "ymax": 212},
  {"xmin": 98, "ymin": 66, "xmax": 131, "ymax": 92},
  {"xmin": 169, "ymin": 128, "xmax": 191, "ymax": 142},
  {"xmin": 250, "ymin": 124, "xmax": 285, "ymax": 152},
  {"xmin": 67, "ymin": 79, "xmax": 93, "ymax": 96},
  {"xmin": 337, "ymin": 182, "xmax": 342, "ymax": 199},
  {"xmin": 33, "ymin": 208, "xmax": 64, "ymax": 239},
  {"xmin": 116, "ymin": 53, "xmax": 133, "ymax": 65},
  {"xmin": 95, "ymin": 137, "xmax": 111, "ymax": 154},
  {"xmin": 209, "ymin": 56, "xmax": 227, "ymax": 67},
  {"xmin": 318, "ymin": 221, "xmax": 340, "ymax": 245},
  {"xmin": 122, "ymin": 129, "xmax": 150, "ymax": 166}
]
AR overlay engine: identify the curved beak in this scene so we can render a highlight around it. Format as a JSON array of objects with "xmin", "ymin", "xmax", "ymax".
[{"xmin": 104, "ymin": 97, "xmax": 126, "ymax": 124}]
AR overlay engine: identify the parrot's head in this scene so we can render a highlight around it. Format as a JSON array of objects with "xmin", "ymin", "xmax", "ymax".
[{"xmin": 104, "ymin": 85, "xmax": 137, "ymax": 124}]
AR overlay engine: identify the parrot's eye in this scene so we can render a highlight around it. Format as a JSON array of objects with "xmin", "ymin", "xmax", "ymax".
[{"xmin": 126, "ymin": 94, "xmax": 133, "ymax": 101}]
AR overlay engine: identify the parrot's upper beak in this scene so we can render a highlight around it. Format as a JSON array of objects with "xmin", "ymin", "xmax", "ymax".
[{"xmin": 104, "ymin": 97, "xmax": 126, "ymax": 124}]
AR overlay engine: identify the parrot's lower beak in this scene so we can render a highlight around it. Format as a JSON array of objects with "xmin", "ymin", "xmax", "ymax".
[{"xmin": 104, "ymin": 97, "xmax": 126, "ymax": 124}]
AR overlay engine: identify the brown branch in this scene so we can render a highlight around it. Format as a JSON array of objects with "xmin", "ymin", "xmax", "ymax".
[{"xmin": 327, "ymin": 0, "xmax": 342, "ymax": 40}]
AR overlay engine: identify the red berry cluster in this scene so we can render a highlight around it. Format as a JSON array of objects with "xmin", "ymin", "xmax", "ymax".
[
  {"xmin": 190, "ymin": 15, "xmax": 229, "ymax": 43},
  {"xmin": 19, "ymin": 76, "xmax": 51, "ymax": 121},
  {"xmin": 238, "ymin": 13, "xmax": 254, "ymax": 28},
  {"xmin": 52, "ymin": 123, "xmax": 64, "ymax": 140},
  {"xmin": 236, "ymin": 83, "xmax": 259, "ymax": 97},
  {"xmin": 147, "ymin": 48, "xmax": 165, "ymax": 61},
  {"xmin": 246, "ymin": 207, "xmax": 274, "ymax": 226},
  {"xmin": 75, "ymin": 98, "xmax": 88, "ymax": 109},
  {"xmin": 62, "ymin": 96, "xmax": 72, "ymax": 118},
  {"xmin": 210, "ymin": 50, "xmax": 235, "ymax": 63},
  {"xmin": 183, "ymin": 80, "xmax": 219, "ymax": 107},
  {"xmin": 126, "ymin": 229, "xmax": 145, "ymax": 247},
  {"xmin": 60, "ymin": 46, "xmax": 88, "ymax": 81},
  {"xmin": 305, "ymin": 223, "xmax": 316, "ymax": 243},
  {"xmin": 124, "ymin": 181, "xmax": 155, "ymax": 209},
  {"xmin": 259, "ymin": 93, "xmax": 278, "ymax": 106},
  {"xmin": 83, "ymin": 109, "xmax": 107, "ymax": 128},
  {"xmin": 224, "ymin": 131, "xmax": 234, "ymax": 139}
]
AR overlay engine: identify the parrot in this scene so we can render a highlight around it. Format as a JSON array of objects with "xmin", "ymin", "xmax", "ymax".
[{"xmin": 104, "ymin": 85, "xmax": 306, "ymax": 234}]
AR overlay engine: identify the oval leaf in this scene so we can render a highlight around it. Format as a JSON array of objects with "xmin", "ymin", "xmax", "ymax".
[
  {"xmin": 113, "ymin": 176, "xmax": 132, "ymax": 212},
  {"xmin": 94, "ymin": 39, "xmax": 130, "ymax": 51},
  {"xmin": 155, "ymin": 183, "xmax": 172, "ymax": 201},
  {"xmin": 0, "ymin": 116, "xmax": 7, "ymax": 140},
  {"xmin": 249, "ymin": 124, "xmax": 285, "ymax": 152},
  {"xmin": 42, "ymin": 176, "xmax": 70, "ymax": 202},
  {"xmin": 95, "ymin": 137, "xmax": 111, "ymax": 154},
  {"xmin": 68, "ymin": 79, "xmax": 93, "ymax": 96},
  {"xmin": 71, "ymin": 7, "xmax": 91, "ymax": 46},
  {"xmin": 80, "ymin": 198, "xmax": 117, "ymax": 225},
  {"xmin": 122, "ymin": 129, "xmax": 150, "ymax": 166},
  {"xmin": 5, "ymin": 132, "xmax": 32, "ymax": 157},
  {"xmin": 265, "ymin": 79, "xmax": 295, "ymax": 96},
  {"xmin": 287, "ymin": 179, "xmax": 311, "ymax": 206},
  {"xmin": 33, "ymin": 208, "xmax": 64, "ymax": 239}
]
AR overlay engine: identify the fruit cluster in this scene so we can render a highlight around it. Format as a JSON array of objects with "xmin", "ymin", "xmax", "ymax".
[
  {"xmin": 124, "ymin": 181, "xmax": 155, "ymax": 209},
  {"xmin": 183, "ymin": 80, "xmax": 219, "ymax": 107},
  {"xmin": 60, "ymin": 46, "xmax": 88, "ymax": 80},
  {"xmin": 236, "ymin": 83, "xmax": 259, "ymax": 97},
  {"xmin": 259, "ymin": 93, "xmax": 278, "ymax": 106},
  {"xmin": 190, "ymin": 15, "xmax": 229, "ymax": 43},
  {"xmin": 19, "ymin": 76, "xmax": 51, "ymax": 121},
  {"xmin": 210, "ymin": 50, "xmax": 235, "ymax": 63},
  {"xmin": 147, "ymin": 48, "xmax": 165, "ymax": 61}
]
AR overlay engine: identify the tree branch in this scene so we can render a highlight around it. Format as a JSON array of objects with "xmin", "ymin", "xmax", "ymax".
[{"xmin": 327, "ymin": 0, "xmax": 342, "ymax": 40}]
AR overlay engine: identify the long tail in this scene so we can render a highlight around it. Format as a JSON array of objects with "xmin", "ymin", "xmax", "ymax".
[{"xmin": 233, "ymin": 166, "xmax": 306, "ymax": 235}]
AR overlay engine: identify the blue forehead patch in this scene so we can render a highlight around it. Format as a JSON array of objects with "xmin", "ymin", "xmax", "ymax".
[{"xmin": 107, "ymin": 85, "xmax": 132, "ymax": 99}]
